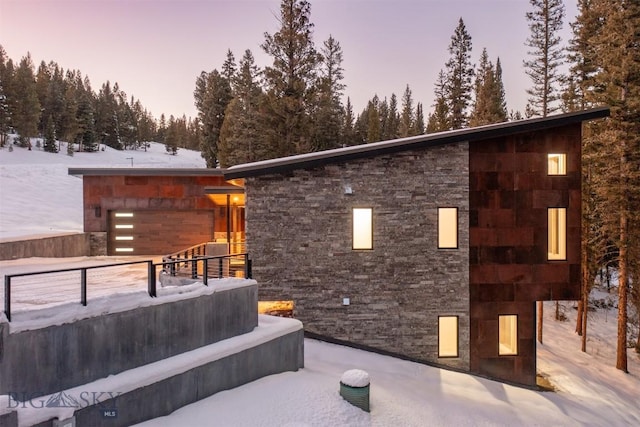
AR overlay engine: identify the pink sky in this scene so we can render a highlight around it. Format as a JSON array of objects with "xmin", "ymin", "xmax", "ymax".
[{"xmin": 1, "ymin": 0, "xmax": 577, "ymax": 121}]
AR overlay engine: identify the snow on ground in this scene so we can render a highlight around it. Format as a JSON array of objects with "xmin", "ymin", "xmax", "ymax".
[
  {"xmin": 0, "ymin": 138, "xmax": 205, "ymax": 240},
  {"xmin": 2, "ymin": 137, "xmax": 640, "ymax": 426}
]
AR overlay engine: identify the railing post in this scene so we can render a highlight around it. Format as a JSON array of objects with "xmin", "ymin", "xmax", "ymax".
[
  {"xmin": 81, "ymin": 268, "xmax": 87, "ymax": 306},
  {"xmin": 203, "ymin": 258, "xmax": 208, "ymax": 286},
  {"xmin": 244, "ymin": 254, "xmax": 249, "ymax": 278},
  {"xmin": 247, "ymin": 258, "xmax": 252, "ymax": 279},
  {"xmin": 218, "ymin": 258, "xmax": 223, "ymax": 279},
  {"xmin": 191, "ymin": 257, "xmax": 198, "ymax": 279},
  {"xmin": 4, "ymin": 275, "xmax": 11, "ymax": 322},
  {"xmin": 170, "ymin": 257, "xmax": 176, "ymax": 276},
  {"xmin": 148, "ymin": 261, "xmax": 156, "ymax": 297}
]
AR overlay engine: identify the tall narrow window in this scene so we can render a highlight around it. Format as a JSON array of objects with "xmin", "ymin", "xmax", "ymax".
[
  {"xmin": 353, "ymin": 208, "xmax": 373, "ymax": 250},
  {"xmin": 438, "ymin": 207, "xmax": 458, "ymax": 249},
  {"xmin": 548, "ymin": 154, "xmax": 567, "ymax": 175},
  {"xmin": 438, "ymin": 316, "xmax": 459, "ymax": 357},
  {"xmin": 548, "ymin": 208, "xmax": 567, "ymax": 260},
  {"xmin": 499, "ymin": 315, "xmax": 518, "ymax": 355}
]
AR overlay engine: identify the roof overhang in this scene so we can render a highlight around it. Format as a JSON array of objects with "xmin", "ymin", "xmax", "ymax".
[
  {"xmin": 68, "ymin": 167, "xmax": 224, "ymax": 177},
  {"xmin": 224, "ymin": 106, "xmax": 610, "ymax": 179}
]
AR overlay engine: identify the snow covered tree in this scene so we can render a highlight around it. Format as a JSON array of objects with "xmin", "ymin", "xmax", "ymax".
[
  {"xmin": 261, "ymin": 0, "xmax": 320, "ymax": 157},
  {"xmin": 524, "ymin": 0, "xmax": 566, "ymax": 117},
  {"xmin": 445, "ymin": 18, "xmax": 474, "ymax": 129}
]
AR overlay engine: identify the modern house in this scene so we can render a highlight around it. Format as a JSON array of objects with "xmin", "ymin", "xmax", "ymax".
[{"xmin": 223, "ymin": 107, "xmax": 609, "ymax": 386}]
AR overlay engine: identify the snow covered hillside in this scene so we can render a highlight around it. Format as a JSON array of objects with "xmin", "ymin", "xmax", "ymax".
[
  {"xmin": 0, "ymin": 138, "xmax": 205, "ymax": 240},
  {"xmin": 1, "ymin": 137, "xmax": 640, "ymax": 426}
]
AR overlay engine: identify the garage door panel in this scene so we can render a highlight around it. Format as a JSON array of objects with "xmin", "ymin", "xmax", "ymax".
[{"xmin": 108, "ymin": 210, "xmax": 214, "ymax": 255}]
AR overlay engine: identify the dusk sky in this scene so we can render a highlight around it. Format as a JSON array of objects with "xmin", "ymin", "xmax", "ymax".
[{"xmin": 1, "ymin": 0, "xmax": 578, "ymax": 121}]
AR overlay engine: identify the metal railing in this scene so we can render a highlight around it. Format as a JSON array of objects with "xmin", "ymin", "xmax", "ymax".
[{"xmin": 3, "ymin": 253, "xmax": 251, "ymax": 323}]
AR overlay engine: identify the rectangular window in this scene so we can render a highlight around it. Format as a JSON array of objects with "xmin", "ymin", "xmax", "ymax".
[
  {"xmin": 548, "ymin": 208, "xmax": 567, "ymax": 260},
  {"xmin": 548, "ymin": 154, "xmax": 567, "ymax": 175},
  {"xmin": 438, "ymin": 207, "xmax": 458, "ymax": 249},
  {"xmin": 499, "ymin": 315, "xmax": 518, "ymax": 355},
  {"xmin": 353, "ymin": 208, "xmax": 373, "ymax": 250},
  {"xmin": 438, "ymin": 316, "xmax": 459, "ymax": 357}
]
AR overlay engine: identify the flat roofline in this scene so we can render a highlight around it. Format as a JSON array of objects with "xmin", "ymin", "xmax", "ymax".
[
  {"xmin": 224, "ymin": 107, "xmax": 610, "ymax": 179},
  {"xmin": 68, "ymin": 168, "xmax": 224, "ymax": 177}
]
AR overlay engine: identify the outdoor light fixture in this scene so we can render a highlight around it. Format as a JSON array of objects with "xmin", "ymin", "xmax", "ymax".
[
  {"xmin": 94, "ymin": 206, "xmax": 101, "ymax": 218},
  {"xmin": 344, "ymin": 185, "xmax": 353, "ymax": 195}
]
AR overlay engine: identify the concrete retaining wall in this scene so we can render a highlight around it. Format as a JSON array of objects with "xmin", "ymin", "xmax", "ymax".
[
  {"xmin": 2, "ymin": 325, "xmax": 303, "ymax": 427},
  {"xmin": 73, "ymin": 328, "xmax": 303, "ymax": 427},
  {"xmin": 0, "ymin": 233, "xmax": 98, "ymax": 260},
  {"xmin": 0, "ymin": 283, "xmax": 258, "ymax": 398}
]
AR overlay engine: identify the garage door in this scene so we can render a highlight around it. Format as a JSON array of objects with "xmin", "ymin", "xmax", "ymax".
[{"xmin": 108, "ymin": 210, "xmax": 215, "ymax": 255}]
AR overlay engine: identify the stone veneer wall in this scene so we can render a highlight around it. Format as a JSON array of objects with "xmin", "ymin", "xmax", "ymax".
[{"xmin": 246, "ymin": 143, "xmax": 470, "ymax": 370}]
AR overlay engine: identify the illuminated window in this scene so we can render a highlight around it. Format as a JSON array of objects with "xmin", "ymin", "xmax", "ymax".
[
  {"xmin": 438, "ymin": 207, "xmax": 458, "ymax": 249},
  {"xmin": 548, "ymin": 154, "xmax": 567, "ymax": 175},
  {"xmin": 438, "ymin": 316, "xmax": 459, "ymax": 357},
  {"xmin": 499, "ymin": 315, "xmax": 518, "ymax": 355},
  {"xmin": 548, "ymin": 208, "xmax": 567, "ymax": 260},
  {"xmin": 353, "ymin": 208, "xmax": 373, "ymax": 250},
  {"xmin": 114, "ymin": 247, "xmax": 134, "ymax": 253},
  {"xmin": 114, "ymin": 212, "xmax": 134, "ymax": 218},
  {"xmin": 115, "ymin": 236, "xmax": 134, "ymax": 241},
  {"xmin": 115, "ymin": 224, "xmax": 134, "ymax": 229}
]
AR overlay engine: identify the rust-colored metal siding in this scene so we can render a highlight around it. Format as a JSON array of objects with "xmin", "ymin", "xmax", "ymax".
[
  {"xmin": 469, "ymin": 123, "xmax": 582, "ymax": 385},
  {"xmin": 107, "ymin": 210, "xmax": 214, "ymax": 255}
]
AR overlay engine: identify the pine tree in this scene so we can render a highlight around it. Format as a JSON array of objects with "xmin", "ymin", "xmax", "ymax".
[
  {"xmin": 584, "ymin": 0, "xmax": 640, "ymax": 372},
  {"xmin": 342, "ymin": 97, "xmax": 357, "ymax": 146},
  {"xmin": 427, "ymin": 70, "xmax": 451, "ymax": 133},
  {"xmin": 0, "ymin": 46, "xmax": 11, "ymax": 147},
  {"xmin": 43, "ymin": 114, "xmax": 57, "ymax": 153},
  {"xmin": 412, "ymin": 102, "xmax": 425, "ymax": 135},
  {"xmin": 311, "ymin": 35, "xmax": 345, "ymax": 151},
  {"xmin": 218, "ymin": 49, "xmax": 265, "ymax": 167},
  {"xmin": 399, "ymin": 85, "xmax": 414, "ymax": 137},
  {"xmin": 76, "ymin": 93, "xmax": 96, "ymax": 152},
  {"xmin": 221, "ymin": 49, "xmax": 237, "ymax": 83},
  {"xmin": 386, "ymin": 93, "xmax": 400, "ymax": 139},
  {"xmin": 164, "ymin": 115, "xmax": 179, "ymax": 155},
  {"xmin": 261, "ymin": 0, "xmax": 320, "ymax": 157},
  {"xmin": 366, "ymin": 96, "xmax": 381, "ymax": 143},
  {"xmin": 13, "ymin": 53, "xmax": 41, "ymax": 146},
  {"xmin": 95, "ymin": 81, "xmax": 123, "ymax": 150},
  {"xmin": 524, "ymin": 0, "xmax": 566, "ymax": 117},
  {"xmin": 194, "ymin": 69, "xmax": 232, "ymax": 167},
  {"xmin": 0, "ymin": 78, "xmax": 9, "ymax": 148},
  {"xmin": 470, "ymin": 49, "xmax": 508, "ymax": 126},
  {"xmin": 445, "ymin": 18, "xmax": 474, "ymax": 129},
  {"xmin": 566, "ymin": 0, "xmax": 604, "ymax": 349}
]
